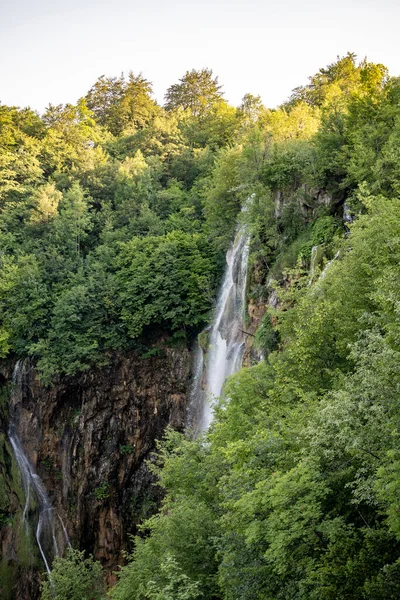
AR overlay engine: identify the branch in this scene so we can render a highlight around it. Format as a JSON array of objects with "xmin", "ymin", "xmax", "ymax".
[{"xmin": 240, "ymin": 329, "xmax": 255, "ymax": 337}]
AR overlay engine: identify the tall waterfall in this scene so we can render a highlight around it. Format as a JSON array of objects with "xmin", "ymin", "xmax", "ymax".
[
  {"xmin": 8, "ymin": 360, "xmax": 70, "ymax": 574},
  {"xmin": 191, "ymin": 227, "xmax": 250, "ymax": 433}
]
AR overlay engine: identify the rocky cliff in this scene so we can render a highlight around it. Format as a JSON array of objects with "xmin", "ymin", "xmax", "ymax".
[{"xmin": 0, "ymin": 342, "xmax": 191, "ymax": 599}]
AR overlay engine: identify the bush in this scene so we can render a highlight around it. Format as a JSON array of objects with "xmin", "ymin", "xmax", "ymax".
[{"xmin": 40, "ymin": 548, "xmax": 105, "ymax": 600}]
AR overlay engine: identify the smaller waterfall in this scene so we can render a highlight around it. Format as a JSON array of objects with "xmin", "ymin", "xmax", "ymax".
[
  {"xmin": 8, "ymin": 360, "xmax": 70, "ymax": 574},
  {"xmin": 320, "ymin": 250, "xmax": 341, "ymax": 280},
  {"xmin": 196, "ymin": 227, "xmax": 249, "ymax": 432},
  {"xmin": 186, "ymin": 342, "xmax": 205, "ymax": 435}
]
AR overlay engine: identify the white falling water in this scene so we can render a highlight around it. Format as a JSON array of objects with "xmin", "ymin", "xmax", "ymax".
[
  {"xmin": 186, "ymin": 342, "xmax": 204, "ymax": 434},
  {"xmin": 196, "ymin": 227, "xmax": 250, "ymax": 432},
  {"xmin": 8, "ymin": 360, "xmax": 70, "ymax": 575}
]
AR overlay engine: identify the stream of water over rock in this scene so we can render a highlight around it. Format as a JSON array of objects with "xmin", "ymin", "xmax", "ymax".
[
  {"xmin": 189, "ymin": 226, "xmax": 250, "ymax": 433},
  {"xmin": 8, "ymin": 360, "xmax": 70, "ymax": 575}
]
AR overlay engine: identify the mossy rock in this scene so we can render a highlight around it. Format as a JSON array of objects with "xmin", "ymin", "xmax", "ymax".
[
  {"xmin": 310, "ymin": 244, "xmax": 326, "ymax": 274},
  {"xmin": 0, "ymin": 561, "xmax": 15, "ymax": 600},
  {"xmin": 198, "ymin": 329, "xmax": 210, "ymax": 353}
]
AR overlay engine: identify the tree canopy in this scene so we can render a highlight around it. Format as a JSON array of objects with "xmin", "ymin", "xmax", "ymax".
[
  {"xmin": 5, "ymin": 55, "xmax": 400, "ymax": 599},
  {"xmin": 106, "ymin": 55, "xmax": 400, "ymax": 600},
  {"xmin": 164, "ymin": 68, "xmax": 224, "ymax": 115}
]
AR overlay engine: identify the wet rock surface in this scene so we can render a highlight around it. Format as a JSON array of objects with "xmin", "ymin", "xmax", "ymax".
[{"xmin": 0, "ymin": 344, "xmax": 190, "ymax": 596}]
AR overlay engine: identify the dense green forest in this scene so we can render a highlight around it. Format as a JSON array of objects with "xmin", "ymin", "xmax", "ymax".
[
  {"xmin": 0, "ymin": 67, "xmax": 241, "ymax": 380},
  {"xmin": 4, "ymin": 54, "xmax": 400, "ymax": 598}
]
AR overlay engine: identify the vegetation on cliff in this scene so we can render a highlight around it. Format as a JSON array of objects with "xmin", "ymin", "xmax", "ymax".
[
  {"xmin": 4, "ymin": 53, "xmax": 400, "ymax": 598},
  {"xmin": 0, "ymin": 68, "xmax": 239, "ymax": 381},
  {"xmin": 107, "ymin": 55, "xmax": 400, "ymax": 599}
]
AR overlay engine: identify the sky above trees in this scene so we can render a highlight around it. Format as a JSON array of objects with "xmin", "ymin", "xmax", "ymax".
[{"xmin": 1, "ymin": 0, "xmax": 399, "ymax": 112}]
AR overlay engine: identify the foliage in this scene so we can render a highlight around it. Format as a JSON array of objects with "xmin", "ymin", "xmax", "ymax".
[
  {"xmin": 85, "ymin": 72, "xmax": 158, "ymax": 136},
  {"xmin": 119, "ymin": 444, "xmax": 135, "ymax": 456},
  {"xmin": 6, "ymin": 54, "xmax": 400, "ymax": 599},
  {"xmin": 164, "ymin": 68, "xmax": 224, "ymax": 116},
  {"xmin": 0, "ymin": 70, "xmax": 244, "ymax": 378},
  {"xmin": 94, "ymin": 482, "xmax": 110, "ymax": 501},
  {"xmin": 116, "ymin": 231, "xmax": 218, "ymax": 337},
  {"xmin": 254, "ymin": 313, "xmax": 279, "ymax": 356},
  {"xmin": 40, "ymin": 548, "xmax": 105, "ymax": 600},
  {"xmin": 110, "ymin": 431, "xmax": 221, "ymax": 600},
  {"xmin": 109, "ymin": 55, "xmax": 400, "ymax": 600}
]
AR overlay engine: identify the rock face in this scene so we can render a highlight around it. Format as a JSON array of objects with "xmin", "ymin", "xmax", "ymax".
[
  {"xmin": 0, "ymin": 343, "xmax": 190, "ymax": 598},
  {"xmin": 242, "ymin": 298, "xmax": 266, "ymax": 366},
  {"xmin": 274, "ymin": 185, "xmax": 335, "ymax": 220}
]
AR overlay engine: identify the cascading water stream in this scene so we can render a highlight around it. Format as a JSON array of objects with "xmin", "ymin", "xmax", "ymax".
[
  {"xmin": 189, "ymin": 225, "xmax": 250, "ymax": 433},
  {"xmin": 8, "ymin": 360, "xmax": 70, "ymax": 575}
]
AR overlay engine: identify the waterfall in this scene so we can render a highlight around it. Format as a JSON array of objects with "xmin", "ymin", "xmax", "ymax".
[
  {"xmin": 8, "ymin": 360, "xmax": 70, "ymax": 575},
  {"xmin": 190, "ymin": 226, "xmax": 250, "ymax": 433},
  {"xmin": 186, "ymin": 342, "xmax": 205, "ymax": 434}
]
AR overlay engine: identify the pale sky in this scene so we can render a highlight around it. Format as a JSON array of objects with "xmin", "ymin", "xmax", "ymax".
[{"xmin": 1, "ymin": 0, "xmax": 399, "ymax": 113}]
